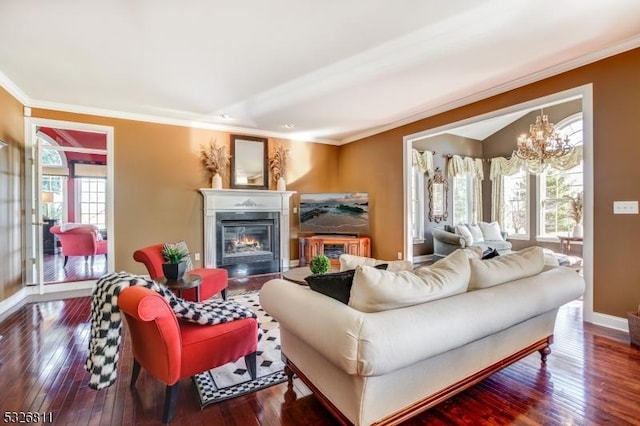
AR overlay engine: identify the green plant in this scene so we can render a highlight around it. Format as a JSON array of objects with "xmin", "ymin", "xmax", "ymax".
[
  {"xmin": 162, "ymin": 246, "xmax": 189, "ymax": 264},
  {"xmin": 309, "ymin": 254, "xmax": 331, "ymax": 274}
]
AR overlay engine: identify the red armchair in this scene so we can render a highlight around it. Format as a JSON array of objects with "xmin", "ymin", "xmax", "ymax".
[
  {"xmin": 50, "ymin": 224, "xmax": 108, "ymax": 267},
  {"xmin": 118, "ymin": 286, "xmax": 258, "ymax": 423},
  {"xmin": 133, "ymin": 243, "xmax": 228, "ymax": 301}
]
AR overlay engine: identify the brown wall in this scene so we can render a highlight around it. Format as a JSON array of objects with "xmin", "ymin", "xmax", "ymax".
[
  {"xmin": 0, "ymin": 86, "xmax": 25, "ymax": 300},
  {"xmin": 341, "ymin": 47, "xmax": 640, "ymax": 318},
  {"xmin": 27, "ymin": 109, "xmax": 340, "ymax": 276}
]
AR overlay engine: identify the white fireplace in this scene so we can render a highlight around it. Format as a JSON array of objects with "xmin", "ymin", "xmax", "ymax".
[{"xmin": 200, "ymin": 189, "xmax": 295, "ymax": 276}]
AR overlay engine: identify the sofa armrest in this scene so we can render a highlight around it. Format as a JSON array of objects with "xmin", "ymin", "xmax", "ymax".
[
  {"xmin": 260, "ymin": 279, "xmax": 364, "ymax": 375},
  {"xmin": 432, "ymin": 228, "xmax": 466, "ymax": 248}
]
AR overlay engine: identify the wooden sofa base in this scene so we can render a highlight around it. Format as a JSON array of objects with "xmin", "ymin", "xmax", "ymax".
[{"xmin": 284, "ymin": 335, "xmax": 554, "ymax": 426}]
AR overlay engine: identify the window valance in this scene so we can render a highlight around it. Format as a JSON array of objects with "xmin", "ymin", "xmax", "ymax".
[
  {"xmin": 412, "ymin": 149, "xmax": 434, "ymax": 176},
  {"xmin": 489, "ymin": 146, "xmax": 583, "ymax": 179},
  {"xmin": 446, "ymin": 155, "xmax": 484, "ymax": 180}
]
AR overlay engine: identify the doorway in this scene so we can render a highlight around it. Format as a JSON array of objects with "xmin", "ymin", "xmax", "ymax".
[
  {"xmin": 402, "ymin": 84, "xmax": 594, "ymax": 323},
  {"xmin": 25, "ymin": 118, "xmax": 114, "ymax": 294}
]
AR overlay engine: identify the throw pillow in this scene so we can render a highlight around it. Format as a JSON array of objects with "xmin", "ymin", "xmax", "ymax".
[
  {"xmin": 163, "ymin": 240, "xmax": 194, "ymax": 271},
  {"xmin": 455, "ymin": 224, "xmax": 473, "ymax": 246},
  {"xmin": 444, "ymin": 224, "xmax": 456, "ymax": 234},
  {"xmin": 481, "ymin": 247, "xmax": 500, "ymax": 259},
  {"xmin": 468, "ymin": 246, "xmax": 544, "ymax": 290},
  {"xmin": 348, "ymin": 249, "xmax": 470, "ymax": 313},
  {"xmin": 468, "ymin": 224, "xmax": 484, "ymax": 242},
  {"xmin": 305, "ymin": 264, "xmax": 388, "ymax": 304},
  {"xmin": 479, "ymin": 221, "xmax": 504, "ymax": 241},
  {"xmin": 339, "ymin": 254, "xmax": 413, "ymax": 272}
]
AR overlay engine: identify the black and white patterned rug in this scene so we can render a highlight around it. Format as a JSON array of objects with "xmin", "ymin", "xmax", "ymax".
[{"xmin": 192, "ymin": 293, "xmax": 286, "ymax": 407}]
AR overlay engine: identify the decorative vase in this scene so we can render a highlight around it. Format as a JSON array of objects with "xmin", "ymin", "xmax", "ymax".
[
  {"xmin": 572, "ymin": 223, "xmax": 583, "ymax": 238},
  {"xmin": 276, "ymin": 177, "xmax": 286, "ymax": 191},
  {"xmin": 212, "ymin": 173, "xmax": 223, "ymax": 189},
  {"xmin": 162, "ymin": 262, "xmax": 187, "ymax": 281}
]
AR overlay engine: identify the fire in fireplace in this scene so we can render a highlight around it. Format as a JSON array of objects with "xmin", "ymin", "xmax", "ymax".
[{"xmin": 216, "ymin": 212, "xmax": 280, "ymax": 277}]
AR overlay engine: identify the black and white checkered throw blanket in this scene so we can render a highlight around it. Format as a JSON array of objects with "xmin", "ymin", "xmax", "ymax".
[{"xmin": 85, "ymin": 271, "xmax": 257, "ymax": 390}]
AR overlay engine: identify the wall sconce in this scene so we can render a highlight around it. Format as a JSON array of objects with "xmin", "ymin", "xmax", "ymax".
[{"xmin": 0, "ymin": 140, "xmax": 7, "ymax": 149}]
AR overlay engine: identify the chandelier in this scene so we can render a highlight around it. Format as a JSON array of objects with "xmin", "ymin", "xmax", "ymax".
[{"xmin": 514, "ymin": 111, "xmax": 573, "ymax": 164}]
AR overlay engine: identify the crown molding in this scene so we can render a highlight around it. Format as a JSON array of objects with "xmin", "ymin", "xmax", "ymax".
[
  {"xmin": 0, "ymin": 70, "xmax": 30, "ymax": 105},
  {"xmin": 340, "ymin": 34, "xmax": 640, "ymax": 144}
]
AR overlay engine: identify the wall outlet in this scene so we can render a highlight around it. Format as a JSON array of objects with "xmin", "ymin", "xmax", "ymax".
[
  {"xmin": 194, "ymin": 252, "xmax": 201, "ymax": 261},
  {"xmin": 613, "ymin": 201, "xmax": 639, "ymax": 214},
  {"xmin": 293, "ymin": 206, "xmax": 298, "ymax": 214},
  {"xmin": 397, "ymin": 251, "xmax": 402, "ymax": 260}
]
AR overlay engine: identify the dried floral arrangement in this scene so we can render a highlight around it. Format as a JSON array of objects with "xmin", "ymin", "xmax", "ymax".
[
  {"xmin": 567, "ymin": 191, "xmax": 583, "ymax": 224},
  {"xmin": 269, "ymin": 144, "xmax": 289, "ymax": 182},
  {"xmin": 200, "ymin": 139, "xmax": 230, "ymax": 177}
]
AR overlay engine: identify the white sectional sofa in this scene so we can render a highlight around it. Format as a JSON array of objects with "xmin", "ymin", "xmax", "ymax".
[{"xmin": 260, "ymin": 248, "xmax": 585, "ymax": 425}]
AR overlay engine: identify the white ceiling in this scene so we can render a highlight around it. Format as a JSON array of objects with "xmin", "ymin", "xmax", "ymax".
[{"xmin": 1, "ymin": 1, "xmax": 639, "ymax": 145}]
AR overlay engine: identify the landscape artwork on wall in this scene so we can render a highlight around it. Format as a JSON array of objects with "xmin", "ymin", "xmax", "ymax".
[{"xmin": 299, "ymin": 192, "xmax": 369, "ymax": 235}]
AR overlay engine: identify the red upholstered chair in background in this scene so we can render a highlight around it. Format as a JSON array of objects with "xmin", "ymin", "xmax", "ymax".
[
  {"xmin": 50, "ymin": 224, "xmax": 108, "ymax": 267},
  {"xmin": 118, "ymin": 286, "xmax": 258, "ymax": 423},
  {"xmin": 133, "ymin": 243, "xmax": 228, "ymax": 301}
]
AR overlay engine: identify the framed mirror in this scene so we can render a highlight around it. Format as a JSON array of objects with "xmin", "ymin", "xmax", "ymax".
[
  {"xmin": 230, "ymin": 135, "xmax": 268, "ymax": 190},
  {"xmin": 428, "ymin": 167, "xmax": 448, "ymax": 222}
]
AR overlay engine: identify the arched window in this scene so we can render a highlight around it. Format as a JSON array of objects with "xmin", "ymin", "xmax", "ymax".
[
  {"xmin": 537, "ymin": 113, "xmax": 583, "ymax": 239},
  {"xmin": 39, "ymin": 136, "xmax": 68, "ymax": 221}
]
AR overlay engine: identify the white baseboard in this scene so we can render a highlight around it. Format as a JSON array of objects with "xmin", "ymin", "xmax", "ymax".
[
  {"xmin": 590, "ymin": 312, "xmax": 629, "ymax": 333},
  {"xmin": 0, "ymin": 287, "xmax": 30, "ymax": 321},
  {"xmin": 289, "ymin": 259, "xmax": 300, "ymax": 268}
]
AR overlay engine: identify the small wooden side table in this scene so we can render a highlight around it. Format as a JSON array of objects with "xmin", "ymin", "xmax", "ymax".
[
  {"xmin": 558, "ymin": 236, "xmax": 583, "ymax": 254},
  {"xmin": 157, "ymin": 274, "xmax": 202, "ymax": 301}
]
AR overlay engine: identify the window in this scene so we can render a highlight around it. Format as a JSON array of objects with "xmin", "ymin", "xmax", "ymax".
[
  {"xmin": 537, "ymin": 114, "xmax": 583, "ymax": 239},
  {"xmin": 502, "ymin": 170, "xmax": 529, "ymax": 238},
  {"xmin": 77, "ymin": 177, "xmax": 106, "ymax": 229},
  {"xmin": 452, "ymin": 175, "xmax": 472, "ymax": 224},
  {"xmin": 40, "ymin": 138, "xmax": 68, "ymax": 221},
  {"xmin": 411, "ymin": 169, "xmax": 425, "ymax": 241}
]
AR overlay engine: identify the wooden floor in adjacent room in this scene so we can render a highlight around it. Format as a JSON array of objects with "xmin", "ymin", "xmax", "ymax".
[{"xmin": 1, "ymin": 274, "xmax": 639, "ymax": 425}]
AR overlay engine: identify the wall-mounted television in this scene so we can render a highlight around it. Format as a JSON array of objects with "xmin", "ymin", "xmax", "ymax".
[{"xmin": 299, "ymin": 192, "xmax": 369, "ymax": 236}]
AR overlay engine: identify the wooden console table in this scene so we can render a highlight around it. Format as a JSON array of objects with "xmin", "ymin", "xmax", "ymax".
[{"xmin": 299, "ymin": 236, "xmax": 371, "ymax": 267}]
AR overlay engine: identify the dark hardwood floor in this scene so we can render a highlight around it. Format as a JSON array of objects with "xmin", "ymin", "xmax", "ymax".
[
  {"xmin": 43, "ymin": 253, "xmax": 107, "ymax": 284},
  {"xmin": 1, "ymin": 274, "xmax": 639, "ymax": 425}
]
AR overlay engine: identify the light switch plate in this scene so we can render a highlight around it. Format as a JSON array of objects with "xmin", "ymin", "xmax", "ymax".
[{"xmin": 613, "ymin": 201, "xmax": 639, "ymax": 214}]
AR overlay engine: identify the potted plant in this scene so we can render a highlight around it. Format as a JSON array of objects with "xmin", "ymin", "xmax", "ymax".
[
  {"xmin": 309, "ymin": 254, "xmax": 331, "ymax": 274},
  {"xmin": 200, "ymin": 139, "xmax": 231, "ymax": 189},
  {"xmin": 269, "ymin": 144, "xmax": 289, "ymax": 191},
  {"xmin": 162, "ymin": 245, "xmax": 189, "ymax": 280}
]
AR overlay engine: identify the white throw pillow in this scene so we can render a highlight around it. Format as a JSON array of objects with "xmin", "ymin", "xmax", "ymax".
[
  {"xmin": 479, "ymin": 221, "xmax": 504, "ymax": 241},
  {"xmin": 468, "ymin": 224, "xmax": 484, "ymax": 242},
  {"xmin": 339, "ymin": 254, "xmax": 413, "ymax": 272},
  {"xmin": 349, "ymin": 249, "xmax": 470, "ymax": 313},
  {"xmin": 468, "ymin": 246, "xmax": 545, "ymax": 290},
  {"xmin": 455, "ymin": 224, "xmax": 473, "ymax": 246}
]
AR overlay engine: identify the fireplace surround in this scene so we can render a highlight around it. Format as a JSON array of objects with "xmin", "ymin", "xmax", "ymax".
[{"xmin": 200, "ymin": 189, "xmax": 294, "ymax": 277}]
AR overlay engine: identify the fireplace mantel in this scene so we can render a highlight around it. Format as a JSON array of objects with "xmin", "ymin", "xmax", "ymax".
[{"xmin": 199, "ymin": 189, "xmax": 295, "ymax": 272}]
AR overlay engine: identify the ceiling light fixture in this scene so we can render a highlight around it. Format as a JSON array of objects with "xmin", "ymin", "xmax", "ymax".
[
  {"xmin": 513, "ymin": 110, "xmax": 572, "ymax": 165},
  {"xmin": 281, "ymin": 123, "xmax": 295, "ymax": 129},
  {"xmin": 219, "ymin": 114, "xmax": 232, "ymax": 120}
]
